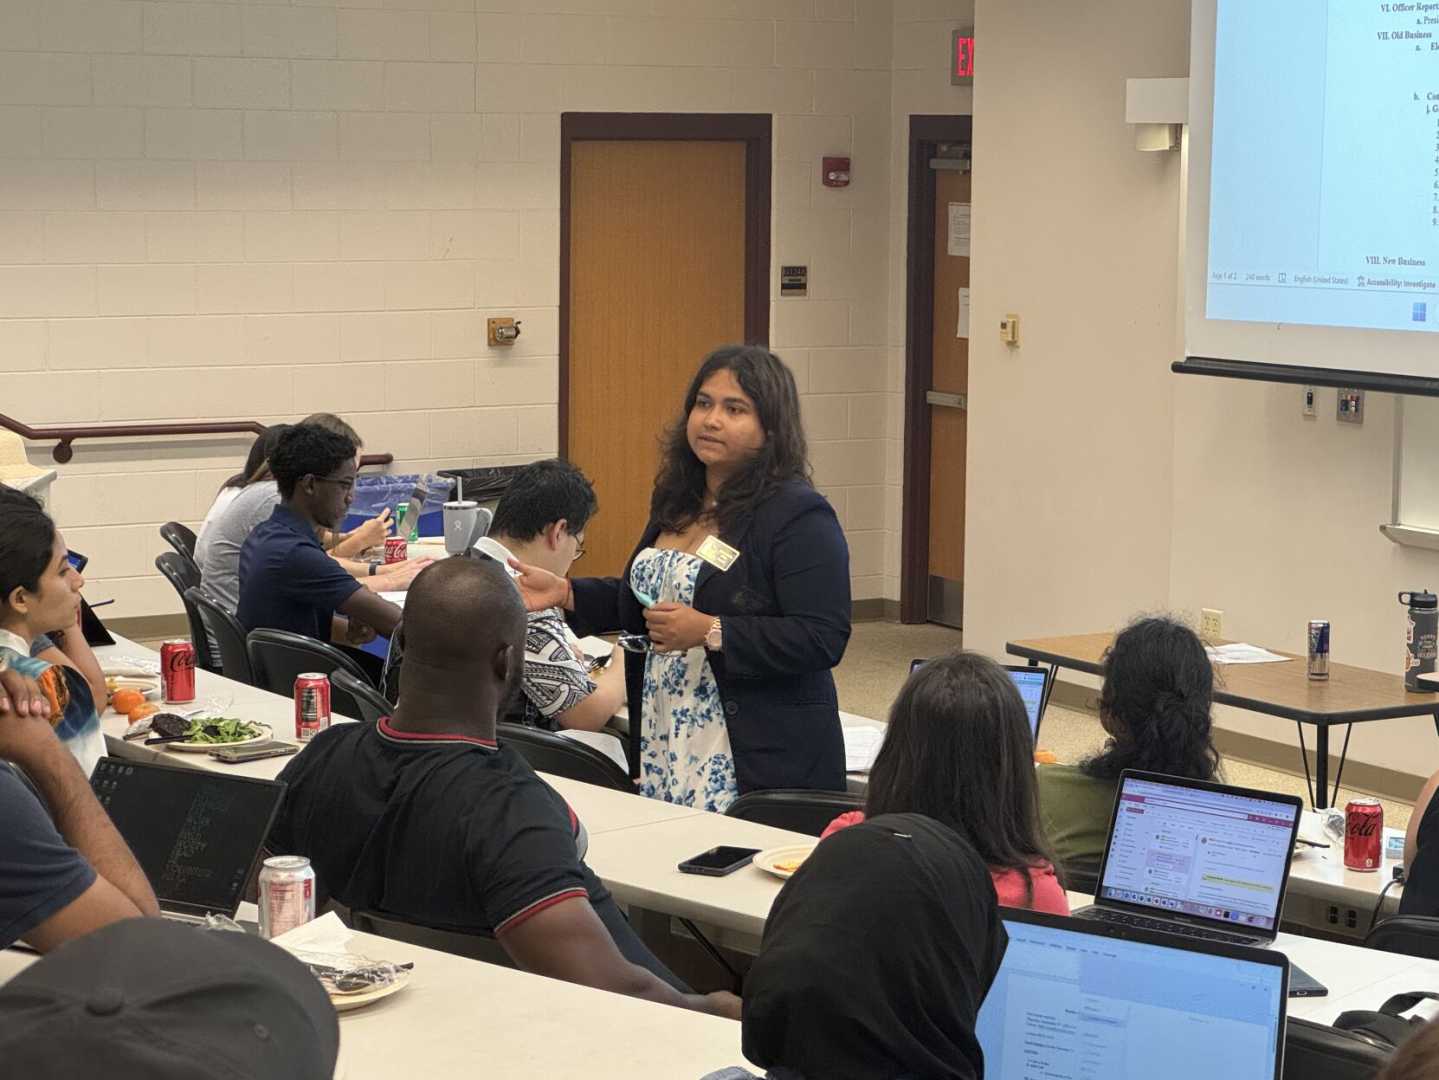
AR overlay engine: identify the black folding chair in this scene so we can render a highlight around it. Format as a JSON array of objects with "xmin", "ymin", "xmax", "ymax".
[
  {"xmin": 1365, "ymin": 914, "xmax": 1439, "ymax": 961},
  {"xmin": 329, "ymin": 667, "xmax": 392, "ymax": 725},
  {"xmin": 1283, "ymin": 1018, "xmax": 1391, "ymax": 1080},
  {"xmin": 159, "ymin": 520, "xmax": 198, "ymax": 561},
  {"xmin": 496, "ymin": 722, "xmax": 635, "ymax": 793},
  {"xmin": 246, "ymin": 628, "xmax": 377, "ymax": 722},
  {"xmin": 725, "ymin": 788, "xmax": 864, "ymax": 837},
  {"xmin": 155, "ymin": 553, "xmax": 217, "ymax": 674},
  {"xmin": 185, "ymin": 585, "xmax": 254, "ymax": 685}
]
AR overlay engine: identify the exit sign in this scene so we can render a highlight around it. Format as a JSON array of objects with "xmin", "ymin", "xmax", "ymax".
[{"xmin": 952, "ymin": 29, "xmax": 975, "ymax": 84}]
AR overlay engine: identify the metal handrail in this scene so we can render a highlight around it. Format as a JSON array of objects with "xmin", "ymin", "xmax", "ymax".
[{"xmin": 0, "ymin": 412, "xmax": 393, "ymax": 467}]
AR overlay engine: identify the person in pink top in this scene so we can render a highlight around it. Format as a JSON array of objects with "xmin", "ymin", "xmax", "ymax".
[{"xmin": 823, "ymin": 651, "xmax": 1070, "ymax": 915}]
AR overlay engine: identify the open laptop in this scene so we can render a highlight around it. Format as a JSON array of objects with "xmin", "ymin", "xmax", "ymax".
[
  {"xmin": 1074, "ymin": 769, "xmax": 1303, "ymax": 948},
  {"xmin": 908, "ymin": 658, "xmax": 1055, "ymax": 742},
  {"xmin": 977, "ymin": 908, "xmax": 1287, "ymax": 1080},
  {"xmin": 90, "ymin": 756, "xmax": 286, "ymax": 923}
]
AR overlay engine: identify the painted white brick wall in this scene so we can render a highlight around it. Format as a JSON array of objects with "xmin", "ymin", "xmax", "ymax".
[{"xmin": 1, "ymin": 0, "xmax": 913, "ymax": 618}]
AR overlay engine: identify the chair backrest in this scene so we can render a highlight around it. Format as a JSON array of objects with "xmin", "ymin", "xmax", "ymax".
[
  {"xmin": 160, "ymin": 521, "xmax": 198, "ymax": 560},
  {"xmin": 246, "ymin": 628, "xmax": 375, "ymax": 721},
  {"xmin": 329, "ymin": 667, "xmax": 391, "ymax": 726},
  {"xmin": 155, "ymin": 553, "xmax": 217, "ymax": 674},
  {"xmin": 185, "ymin": 586, "xmax": 255, "ymax": 685},
  {"xmin": 1284, "ymin": 1018, "xmax": 1392, "ymax": 1080},
  {"xmin": 725, "ymin": 788, "xmax": 864, "ymax": 837},
  {"xmin": 1366, "ymin": 915, "xmax": 1439, "ymax": 961},
  {"xmin": 336, "ymin": 904, "xmax": 514, "ymax": 968},
  {"xmin": 496, "ymin": 722, "xmax": 636, "ymax": 792}
]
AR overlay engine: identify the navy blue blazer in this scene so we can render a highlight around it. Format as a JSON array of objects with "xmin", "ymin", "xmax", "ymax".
[{"xmin": 569, "ymin": 480, "xmax": 851, "ymax": 795}]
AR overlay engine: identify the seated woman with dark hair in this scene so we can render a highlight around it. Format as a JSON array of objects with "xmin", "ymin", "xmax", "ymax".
[
  {"xmin": 0, "ymin": 492, "xmax": 106, "ymax": 776},
  {"xmin": 702, "ymin": 814, "xmax": 1008, "ymax": 1080},
  {"xmin": 822, "ymin": 651, "xmax": 1069, "ymax": 913},
  {"xmin": 1037, "ymin": 615, "xmax": 1221, "ymax": 880}
]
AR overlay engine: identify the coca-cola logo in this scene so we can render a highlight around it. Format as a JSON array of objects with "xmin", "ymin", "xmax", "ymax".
[
  {"xmin": 164, "ymin": 651, "xmax": 194, "ymax": 674},
  {"xmin": 1347, "ymin": 818, "xmax": 1379, "ymax": 838}
]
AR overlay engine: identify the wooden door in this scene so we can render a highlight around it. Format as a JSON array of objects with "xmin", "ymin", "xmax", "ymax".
[
  {"xmin": 926, "ymin": 168, "xmax": 970, "ymax": 627},
  {"xmin": 566, "ymin": 140, "xmax": 748, "ymax": 577}
]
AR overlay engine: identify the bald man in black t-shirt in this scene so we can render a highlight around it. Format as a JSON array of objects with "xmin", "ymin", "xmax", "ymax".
[{"xmin": 267, "ymin": 557, "xmax": 738, "ymax": 1018}]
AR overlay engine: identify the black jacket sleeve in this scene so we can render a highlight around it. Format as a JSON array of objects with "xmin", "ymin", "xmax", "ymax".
[
  {"xmin": 716, "ymin": 496, "xmax": 851, "ymax": 680},
  {"xmin": 567, "ymin": 576, "xmax": 626, "ymax": 638}
]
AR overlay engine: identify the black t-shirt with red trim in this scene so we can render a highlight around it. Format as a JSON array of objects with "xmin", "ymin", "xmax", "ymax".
[{"xmin": 267, "ymin": 717, "xmax": 604, "ymax": 936}]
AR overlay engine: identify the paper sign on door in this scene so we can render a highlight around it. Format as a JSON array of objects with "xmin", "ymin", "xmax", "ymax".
[
  {"xmin": 947, "ymin": 203, "xmax": 971, "ymax": 257},
  {"xmin": 957, "ymin": 287, "xmax": 971, "ymax": 338}
]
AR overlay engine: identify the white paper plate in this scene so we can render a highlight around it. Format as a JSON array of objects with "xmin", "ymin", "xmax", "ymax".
[
  {"xmin": 753, "ymin": 844, "xmax": 817, "ymax": 880},
  {"xmin": 164, "ymin": 723, "xmax": 272, "ymax": 753},
  {"xmin": 329, "ymin": 970, "xmax": 411, "ymax": 1012}
]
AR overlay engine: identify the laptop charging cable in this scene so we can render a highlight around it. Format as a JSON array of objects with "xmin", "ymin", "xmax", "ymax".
[{"xmin": 1369, "ymin": 864, "xmax": 1406, "ymax": 934}]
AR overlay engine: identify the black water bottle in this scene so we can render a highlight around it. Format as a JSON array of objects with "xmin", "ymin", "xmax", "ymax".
[{"xmin": 1400, "ymin": 590, "xmax": 1439, "ymax": 692}]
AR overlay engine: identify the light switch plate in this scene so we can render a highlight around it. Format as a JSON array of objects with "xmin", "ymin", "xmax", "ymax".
[{"xmin": 1303, "ymin": 386, "xmax": 1317, "ymax": 418}]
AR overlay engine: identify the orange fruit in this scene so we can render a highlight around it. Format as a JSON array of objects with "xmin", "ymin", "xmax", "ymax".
[
  {"xmin": 127, "ymin": 702, "xmax": 160, "ymax": 723},
  {"xmin": 111, "ymin": 688, "xmax": 145, "ymax": 716}
]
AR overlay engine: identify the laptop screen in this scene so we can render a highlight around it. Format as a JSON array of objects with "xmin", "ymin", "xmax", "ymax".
[
  {"xmin": 1097, "ymin": 773, "xmax": 1301, "ymax": 933},
  {"xmin": 977, "ymin": 912, "xmax": 1286, "ymax": 1080},
  {"xmin": 91, "ymin": 757, "xmax": 286, "ymax": 918},
  {"xmin": 908, "ymin": 659, "xmax": 1048, "ymax": 740}
]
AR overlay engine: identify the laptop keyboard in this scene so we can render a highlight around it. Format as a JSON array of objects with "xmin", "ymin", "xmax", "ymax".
[{"xmin": 1085, "ymin": 907, "xmax": 1257, "ymax": 946}]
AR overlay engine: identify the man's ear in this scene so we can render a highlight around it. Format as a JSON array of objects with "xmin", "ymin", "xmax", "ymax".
[
  {"xmin": 544, "ymin": 520, "xmax": 568, "ymax": 552},
  {"xmin": 495, "ymin": 643, "xmax": 515, "ymax": 684}
]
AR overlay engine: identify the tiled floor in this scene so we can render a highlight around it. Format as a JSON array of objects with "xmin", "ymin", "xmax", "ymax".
[{"xmin": 833, "ymin": 621, "xmax": 1415, "ymax": 829}]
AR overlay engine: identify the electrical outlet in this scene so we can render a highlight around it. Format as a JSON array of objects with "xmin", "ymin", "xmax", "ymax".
[
  {"xmin": 1200, "ymin": 608, "xmax": 1224, "ymax": 642},
  {"xmin": 1337, "ymin": 388, "xmax": 1364, "ymax": 424},
  {"xmin": 1303, "ymin": 386, "xmax": 1317, "ymax": 418}
]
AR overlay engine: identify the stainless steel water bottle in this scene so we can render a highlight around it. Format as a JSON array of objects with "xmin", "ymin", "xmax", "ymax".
[{"xmin": 1400, "ymin": 590, "xmax": 1439, "ymax": 692}]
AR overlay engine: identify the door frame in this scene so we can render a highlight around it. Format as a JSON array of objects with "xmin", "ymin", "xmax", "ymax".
[
  {"xmin": 900, "ymin": 114, "xmax": 973, "ymax": 624},
  {"xmin": 558, "ymin": 112, "xmax": 773, "ymax": 458}
]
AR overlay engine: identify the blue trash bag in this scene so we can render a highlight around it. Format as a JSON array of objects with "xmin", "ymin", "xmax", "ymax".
[{"xmin": 341, "ymin": 473, "xmax": 453, "ymax": 538}]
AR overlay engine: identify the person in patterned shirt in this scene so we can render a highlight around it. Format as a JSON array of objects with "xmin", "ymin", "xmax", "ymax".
[{"xmin": 488, "ymin": 460, "xmax": 628, "ymax": 768}]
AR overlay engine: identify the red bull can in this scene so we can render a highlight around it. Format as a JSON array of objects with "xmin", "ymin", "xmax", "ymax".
[{"xmin": 1307, "ymin": 620, "xmax": 1330, "ymax": 681}]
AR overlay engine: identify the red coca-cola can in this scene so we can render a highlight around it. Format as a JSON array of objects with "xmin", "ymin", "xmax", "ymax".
[
  {"xmin": 160, "ymin": 640, "xmax": 196, "ymax": 703},
  {"xmin": 294, "ymin": 672, "xmax": 331, "ymax": 742},
  {"xmin": 1344, "ymin": 798, "xmax": 1384, "ymax": 872},
  {"xmin": 384, "ymin": 535, "xmax": 407, "ymax": 564}
]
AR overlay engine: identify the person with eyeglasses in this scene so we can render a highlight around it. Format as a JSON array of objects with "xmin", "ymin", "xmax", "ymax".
[
  {"xmin": 482, "ymin": 460, "xmax": 628, "ymax": 769},
  {"xmin": 196, "ymin": 413, "xmax": 429, "ymax": 660},
  {"xmin": 236, "ymin": 424, "xmax": 405, "ymax": 656}
]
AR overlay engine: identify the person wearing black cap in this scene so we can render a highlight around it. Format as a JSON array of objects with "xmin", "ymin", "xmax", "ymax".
[
  {"xmin": 0, "ymin": 918, "xmax": 339, "ymax": 1079},
  {"xmin": 266, "ymin": 555, "xmax": 739, "ymax": 1018},
  {"xmin": 702, "ymin": 814, "xmax": 1008, "ymax": 1080}
]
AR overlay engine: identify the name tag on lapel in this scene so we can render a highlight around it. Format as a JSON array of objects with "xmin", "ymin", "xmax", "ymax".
[{"xmin": 696, "ymin": 535, "xmax": 741, "ymax": 573}]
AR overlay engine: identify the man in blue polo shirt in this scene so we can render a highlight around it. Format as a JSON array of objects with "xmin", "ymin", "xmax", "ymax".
[{"xmin": 237, "ymin": 424, "xmax": 402, "ymax": 647}]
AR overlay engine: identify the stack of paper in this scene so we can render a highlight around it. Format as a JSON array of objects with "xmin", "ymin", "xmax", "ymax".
[
  {"xmin": 1204, "ymin": 643, "xmax": 1292, "ymax": 665},
  {"xmin": 842, "ymin": 724, "xmax": 885, "ymax": 773}
]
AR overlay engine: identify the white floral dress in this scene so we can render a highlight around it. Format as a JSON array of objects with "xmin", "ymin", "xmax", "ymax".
[{"xmin": 631, "ymin": 547, "xmax": 738, "ymax": 812}]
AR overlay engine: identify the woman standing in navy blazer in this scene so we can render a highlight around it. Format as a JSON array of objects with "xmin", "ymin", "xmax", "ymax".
[{"xmin": 514, "ymin": 346, "xmax": 851, "ymax": 809}]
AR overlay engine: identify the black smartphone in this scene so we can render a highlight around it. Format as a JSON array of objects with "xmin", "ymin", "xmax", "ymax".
[
  {"xmin": 677, "ymin": 845, "xmax": 761, "ymax": 877},
  {"xmin": 209, "ymin": 741, "xmax": 300, "ymax": 764}
]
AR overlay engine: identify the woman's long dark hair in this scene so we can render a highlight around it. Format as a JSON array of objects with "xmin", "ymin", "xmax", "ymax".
[
  {"xmin": 220, "ymin": 424, "xmax": 290, "ymax": 491},
  {"xmin": 649, "ymin": 345, "xmax": 810, "ymax": 534},
  {"xmin": 1083, "ymin": 616, "xmax": 1221, "ymax": 782},
  {"xmin": 864, "ymin": 652, "xmax": 1057, "ymax": 901}
]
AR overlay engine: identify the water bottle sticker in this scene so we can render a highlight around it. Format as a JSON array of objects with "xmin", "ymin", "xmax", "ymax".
[{"xmin": 1408, "ymin": 616, "xmax": 1415, "ymax": 645}]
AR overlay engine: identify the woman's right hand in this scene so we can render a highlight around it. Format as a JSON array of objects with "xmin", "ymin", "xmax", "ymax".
[{"xmin": 510, "ymin": 559, "xmax": 572, "ymax": 612}]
